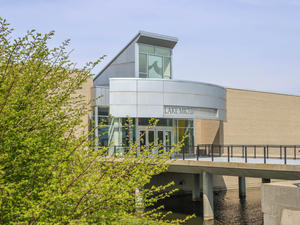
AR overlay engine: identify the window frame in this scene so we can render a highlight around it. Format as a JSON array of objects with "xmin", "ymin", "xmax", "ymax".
[{"xmin": 138, "ymin": 44, "xmax": 172, "ymax": 79}]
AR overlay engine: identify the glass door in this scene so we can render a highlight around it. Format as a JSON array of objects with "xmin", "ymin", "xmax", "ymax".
[
  {"xmin": 165, "ymin": 130, "xmax": 172, "ymax": 153},
  {"xmin": 138, "ymin": 128, "xmax": 173, "ymax": 154},
  {"xmin": 139, "ymin": 130, "xmax": 155, "ymax": 153}
]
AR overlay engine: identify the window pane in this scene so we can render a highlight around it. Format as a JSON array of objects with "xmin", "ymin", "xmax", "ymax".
[
  {"xmin": 164, "ymin": 57, "xmax": 171, "ymax": 76},
  {"xmin": 122, "ymin": 117, "xmax": 135, "ymax": 126},
  {"xmin": 139, "ymin": 53, "xmax": 147, "ymax": 73},
  {"xmin": 157, "ymin": 118, "xmax": 173, "ymax": 126},
  {"xmin": 98, "ymin": 107, "xmax": 109, "ymax": 116},
  {"xmin": 139, "ymin": 44, "xmax": 154, "ymax": 54},
  {"xmin": 139, "ymin": 73, "xmax": 147, "ymax": 78},
  {"xmin": 149, "ymin": 131, "xmax": 154, "ymax": 143},
  {"xmin": 148, "ymin": 55, "xmax": 163, "ymax": 78},
  {"xmin": 178, "ymin": 119, "xmax": 193, "ymax": 127},
  {"xmin": 138, "ymin": 118, "xmax": 151, "ymax": 126},
  {"xmin": 156, "ymin": 47, "xmax": 171, "ymax": 56}
]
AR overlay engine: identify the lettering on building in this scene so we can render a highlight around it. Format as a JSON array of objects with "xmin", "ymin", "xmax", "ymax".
[{"xmin": 164, "ymin": 106, "xmax": 218, "ymax": 117}]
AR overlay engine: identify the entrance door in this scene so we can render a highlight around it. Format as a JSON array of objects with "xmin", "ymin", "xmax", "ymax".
[
  {"xmin": 139, "ymin": 128, "xmax": 173, "ymax": 153},
  {"xmin": 139, "ymin": 130, "xmax": 154, "ymax": 147}
]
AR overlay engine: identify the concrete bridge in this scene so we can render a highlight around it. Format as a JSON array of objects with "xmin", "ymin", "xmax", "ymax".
[{"xmin": 167, "ymin": 155, "xmax": 300, "ymax": 221}]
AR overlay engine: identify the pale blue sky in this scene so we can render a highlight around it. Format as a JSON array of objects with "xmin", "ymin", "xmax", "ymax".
[{"xmin": 1, "ymin": 0, "xmax": 300, "ymax": 95}]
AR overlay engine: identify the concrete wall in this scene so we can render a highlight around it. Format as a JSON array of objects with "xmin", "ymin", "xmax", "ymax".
[{"xmin": 262, "ymin": 181, "xmax": 300, "ymax": 225}]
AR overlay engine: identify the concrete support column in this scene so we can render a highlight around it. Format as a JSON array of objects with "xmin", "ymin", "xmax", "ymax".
[
  {"xmin": 203, "ymin": 171, "xmax": 214, "ymax": 221},
  {"xmin": 192, "ymin": 174, "xmax": 200, "ymax": 201},
  {"xmin": 262, "ymin": 178, "xmax": 271, "ymax": 183},
  {"xmin": 135, "ymin": 187, "xmax": 144, "ymax": 217},
  {"xmin": 239, "ymin": 177, "xmax": 246, "ymax": 198}
]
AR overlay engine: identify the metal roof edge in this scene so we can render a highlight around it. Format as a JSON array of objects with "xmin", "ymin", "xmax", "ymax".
[
  {"xmin": 94, "ymin": 31, "xmax": 179, "ymax": 81},
  {"xmin": 93, "ymin": 31, "xmax": 141, "ymax": 81}
]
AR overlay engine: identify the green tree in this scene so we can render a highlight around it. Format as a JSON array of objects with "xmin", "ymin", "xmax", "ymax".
[{"xmin": 0, "ymin": 18, "xmax": 192, "ymax": 224}]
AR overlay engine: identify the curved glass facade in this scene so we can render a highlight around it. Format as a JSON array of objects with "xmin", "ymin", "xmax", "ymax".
[{"xmin": 92, "ymin": 106, "xmax": 194, "ymax": 154}]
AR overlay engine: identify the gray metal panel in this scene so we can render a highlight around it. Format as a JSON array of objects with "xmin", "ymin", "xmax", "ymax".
[
  {"xmin": 164, "ymin": 93, "xmax": 197, "ymax": 107},
  {"xmin": 218, "ymin": 110, "xmax": 227, "ymax": 121},
  {"xmin": 94, "ymin": 69, "xmax": 107, "ymax": 85},
  {"xmin": 219, "ymin": 99, "xmax": 226, "ymax": 110},
  {"xmin": 126, "ymin": 62, "xmax": 135, "ymax": 77},
  {"xmin": 110, "ymin": 92, "xmax": 136, "ymax": 105},
  {"xmin": 110, "ymin": 105, "xmax": 137, "ymax": 117},
  {"xmin": 96, "ymin": 87, "xmax": 102, "ymax": 105},
  {"xmin": 106, "ymin": 65, "xmax": 117, "ymax": 84},
  {"xmin": 116, "ymin": 50, "xmax": 126, "ymax": 64},
  {"xmin": 91, "ymin": 87, "xmax": 96, "ymax": 106},
  {"xmin": 111, "ymin": 60, "xmax": 116, "ymax": 65},
  {"xmin": 100, "ymin": 78, "xmax": 227, "ymax": 121},
  {"xmin": 110, "ymin": 79, "xmax": 137, "ymax": 92},
  {"xmin": 137, "ymin": 105, "xmax": 163, "ymax": 117},
  {"xmin": 218, "ymin": 88, "xmax": 227, "ymax": 100},
  {"xmin": 196, "ymin": 95, "xmax": 220, "ymax": 109},
  {"xmin": 164, "ymin": 81, "xmax": 197, "ymax": 94},
  {"xmin": 91, "ymin": 86, "xmax": 110, "ymax": 107},
  {"xmin": 137, "ymin": 79, "xmax": 163, "ymax": 92},
  {"xmin": 105, "ymin": 88, "xmax": 110, "ymax": 105},
  {"xmin": 137, "ymin": 92, "xmax": 163, "ymax": 105},
  {"xmin": 197, "ymin": 83, "xmax": 219, "ymax": 98},
  {"xmin": 126, "ymin": 42, "xmax": 135, "ymax": 62},
  {"xmin": 137, "ymin": 31, "xmax": 178, "ymax": 49},
  {"xmin": 117, "ymin": 64, "xmax": 127, "ymax": 77}
]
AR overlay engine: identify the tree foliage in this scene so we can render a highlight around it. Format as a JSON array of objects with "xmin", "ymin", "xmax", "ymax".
[{"xmin": 0, "ymin": 18, "xmax": 192, "ymax": 224}]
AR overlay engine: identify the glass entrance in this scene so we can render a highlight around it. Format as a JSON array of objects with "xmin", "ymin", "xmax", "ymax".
[{"xmin": 138, "ymin": 128, "xmax": 173, "ymax": 153}]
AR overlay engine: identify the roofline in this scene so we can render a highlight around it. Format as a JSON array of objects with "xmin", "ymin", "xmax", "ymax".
[
  {"xmin": 226, "ymin": 86, "xmax": 300, "ymax": 97},
  {"xmin": 93, "ymin": 31, "xmax": 178, "ymax": 81},
  {"xmin": 93, "ymin": 31, "xmax": 141, "ymax": 81}
]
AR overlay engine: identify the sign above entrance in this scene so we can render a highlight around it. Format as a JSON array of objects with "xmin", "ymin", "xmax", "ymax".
[{"xmin": 164, "ymin": 106, "xmax": 218, "ymax": 117}]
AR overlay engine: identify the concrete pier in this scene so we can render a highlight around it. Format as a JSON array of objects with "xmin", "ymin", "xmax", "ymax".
[
  {"xmin": 203, "ymin": 171, "xmax": 214, "ymax": 220},
  {"xmin": 192, "ymin": 174, "xmax": 201, "ymax": 201},
  {"xmin": 135, "ymin": 187, "xmax": 144, "ymax": 217},
  {"xmin": 239, "ymin": 177, "xmax": 246, "ymax": 198}
]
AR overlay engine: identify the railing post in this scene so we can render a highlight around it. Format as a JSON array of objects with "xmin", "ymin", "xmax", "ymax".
[
  {"xmin": 183, "ymin": 146, "xmax": 185, "ymax": 160},
  {"xmin": 242, "ymin": 145, "xmax": 244, "ymax": 158},
  {"xmin": 231, "ymin": 145, "xmax": 233, "ymax": 158},
  {"xmin": 197, "ymin": 145, "xmax": 199, "ymax": 161},
  {"xmin": 267, "ymin": 145, "xmax": 269, "ymax": 159},
  {"xmin": 264, "ymin": 147, "xmax": 266, "ymax": 164},
  {"xmin": 245, "ymin": 147, "xmax": 247, "ymax": 163},
  {"xmin": 212, "ymin": 145, "xmax": 214, "ymax": 162},
  {"xmin": 294, "ymin": 145, "xmax": 296, "ymax": 159},
  {"xmin": 219, "ymin": 145, "xmax": 221, "ymax": 157},
  {"xmin": 228, "ymin": 146, "xmax": 230, "ymax": 162},
  {"xmin": 205, "ymin": 145, "xmax": 207, "ymax": 156},
  {"xmin": 284, "ymin": 147, "xmax": 287, "ymax": 164},
  {"xmin": 280, "ymin": 145, "xmax": 282, "ymax": 159},
  {"xmin": 254, "ymin": 145, "xmax": 256, "ymax": 158}
]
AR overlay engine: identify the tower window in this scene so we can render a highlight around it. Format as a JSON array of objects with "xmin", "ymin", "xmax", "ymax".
[{"xmin": 139, "ymin": 44, "xmax": 172, "ymax": 79}]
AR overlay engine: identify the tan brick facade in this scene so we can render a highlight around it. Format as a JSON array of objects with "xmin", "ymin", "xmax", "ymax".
[{"xmin": 195, "ymin": 88, "xmax": 300, "ymax": 146}]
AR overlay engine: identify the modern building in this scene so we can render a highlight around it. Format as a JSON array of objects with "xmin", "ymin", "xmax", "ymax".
[{"xmin": 91, "ymin": 31, "xmax": 227, "ymax": 154}]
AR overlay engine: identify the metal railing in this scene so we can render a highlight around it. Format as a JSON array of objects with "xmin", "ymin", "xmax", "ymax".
[
  {"xmin": 97, "ymin": 144, "xmax": 300, "ymax": 165},
  {"xmin": 188, "ymin": 144, "xmax": 300, "ymax": 165}
]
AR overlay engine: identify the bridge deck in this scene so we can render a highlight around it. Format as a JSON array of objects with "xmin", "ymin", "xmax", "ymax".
[{"xmin": 175, "ymin": 156, "xmax": 300, "ymax": 165}]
